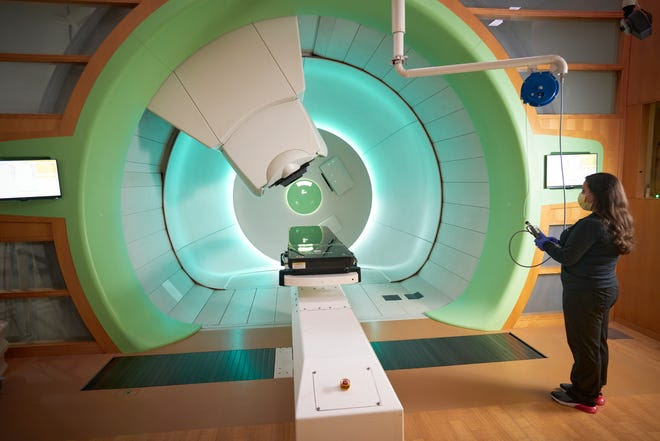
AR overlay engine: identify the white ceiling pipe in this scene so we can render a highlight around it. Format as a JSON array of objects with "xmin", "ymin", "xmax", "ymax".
[{"xmin": 391, "ymin": 0, "xmax": 568, "ymax": 77}]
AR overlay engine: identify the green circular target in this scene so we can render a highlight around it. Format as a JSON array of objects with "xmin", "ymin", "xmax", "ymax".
[{"xmin": 286, "ymin": 179, "xmax": 322, "ymax": 215}]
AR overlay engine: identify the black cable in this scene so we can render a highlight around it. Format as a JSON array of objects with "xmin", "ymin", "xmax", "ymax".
[
  {"xmin": 509, "ymin": 72, "xmax": 567, "ymax": 269},
  {"xmin": 558, "ymin": 74, "xmax": 567, "ymax": 231},
  {"xmin": 508, "ymin": 229, "xmax": 552, "ymax": 268}
]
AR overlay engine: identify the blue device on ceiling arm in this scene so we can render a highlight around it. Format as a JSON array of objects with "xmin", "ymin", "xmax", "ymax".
[{"xmin": 521, "ymin": 71, "xmax": 560, "ymax": 107}]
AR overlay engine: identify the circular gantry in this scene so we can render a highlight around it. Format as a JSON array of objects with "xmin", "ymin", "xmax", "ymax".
[{"xmin": 76, "ymin": 1, "xmax": 533, "ymax": 351}]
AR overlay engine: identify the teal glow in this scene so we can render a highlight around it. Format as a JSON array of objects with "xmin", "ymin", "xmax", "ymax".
[
  {"xmin": 164, "ymin": 133, "xmax": 278, "ymax": 288},
  {"xmin": 303, "ymin": 58, "xmax": 440, "ymax": 278},
  {"xmin": 167, "ymin": 57, "xmax": 438, "ymax": 283},
  {"xmin": 312, "ymin": 124, "xmax": 379, "ymax": 250},
  {"xmin": 286, "ymin": 179, "xmax": 322, "ymax": 215}
]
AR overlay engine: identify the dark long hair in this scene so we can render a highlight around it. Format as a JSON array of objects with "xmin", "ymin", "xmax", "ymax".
[{"xmin": 585, "ymin": 172, "xmax": 635, "ymax": 254}]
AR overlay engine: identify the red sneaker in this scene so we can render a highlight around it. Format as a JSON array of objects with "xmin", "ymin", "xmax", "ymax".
[
  {"xmin": 560, "ymin": 383, "xmax": 605, "ymax": 406},
  {"xmin": 551, "ymin": 390, "xmax": 598, "ymax": 414}
]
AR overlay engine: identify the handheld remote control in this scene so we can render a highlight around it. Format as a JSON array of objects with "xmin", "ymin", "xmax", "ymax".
[{"xmin": 525, "ymin": 221, "xmax": 542, "ymax": 238}]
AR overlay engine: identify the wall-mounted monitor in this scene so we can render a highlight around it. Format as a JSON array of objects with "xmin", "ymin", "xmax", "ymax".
[
  {"xmin": 0, "ymin": 158, "xmax": 62, "ymax": 200},
  {"xmin": 545, "ymin": 153, "xmax": 598, "ymax": 189}
]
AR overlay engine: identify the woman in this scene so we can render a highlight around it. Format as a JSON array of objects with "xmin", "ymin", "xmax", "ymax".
[{"xmin": 534, "ymin": 172, "xmax": 635, "ymax": 414}]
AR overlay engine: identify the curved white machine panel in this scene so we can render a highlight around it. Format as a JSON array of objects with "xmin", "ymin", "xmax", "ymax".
[{"xmin": 148, "ymin": 16, "xmax": 326, "ymax": 195}]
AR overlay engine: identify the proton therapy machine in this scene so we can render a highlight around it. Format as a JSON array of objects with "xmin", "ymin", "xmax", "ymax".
[{"xmin": 146, "ymin": 1, "xmax": 572, "ymax": 438}]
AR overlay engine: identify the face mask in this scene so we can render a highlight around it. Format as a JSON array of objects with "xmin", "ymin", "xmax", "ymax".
[{"xmin": 578, "ymin": 192, "xmax": 593, "ymax": 211}]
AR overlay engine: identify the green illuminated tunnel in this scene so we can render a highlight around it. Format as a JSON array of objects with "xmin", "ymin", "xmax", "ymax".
[
  {"xmin": 163, "ymin": 57, "xmax": 441, "ymax": 288},
  {"xmin": 0, "ymin": 0, "xmax": 546, "ymax": 352}
]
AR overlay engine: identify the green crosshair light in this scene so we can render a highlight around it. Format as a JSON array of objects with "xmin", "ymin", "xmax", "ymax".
[{"xmin": 286, "ymin": 179, "xmax": 322, "ymax": 215}]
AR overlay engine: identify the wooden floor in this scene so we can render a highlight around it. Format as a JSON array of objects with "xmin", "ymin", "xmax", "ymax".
[{"xmin": 0, "ymin": 318, "xmax": 659, "ymax": 441}]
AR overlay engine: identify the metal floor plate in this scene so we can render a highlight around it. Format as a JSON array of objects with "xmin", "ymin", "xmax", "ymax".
[{"xmin": 83, "ymin": 333, "xmax": 545, "ymax": 390}]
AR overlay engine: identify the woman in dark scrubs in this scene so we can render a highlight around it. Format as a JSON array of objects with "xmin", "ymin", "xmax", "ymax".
[{"xmin": 535, "ymin": 172, "xmax": 635, "ymax": 414}]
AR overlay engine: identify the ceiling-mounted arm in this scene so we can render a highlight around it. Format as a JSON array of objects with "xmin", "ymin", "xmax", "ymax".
[{"xmin": 391, "ymin": 0, "xmax": 568, "ymax": 78}]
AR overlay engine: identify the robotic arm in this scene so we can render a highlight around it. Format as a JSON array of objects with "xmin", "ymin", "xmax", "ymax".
[{"xmin": 391, "ymin": 0, "xmax": 568, "ymax": 107}]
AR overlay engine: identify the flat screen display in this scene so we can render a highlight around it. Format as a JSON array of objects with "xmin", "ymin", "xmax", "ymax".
[
  {"xmin": 0, "ymin": 158, "xmax": 62, "ymax": 200},
  {"xmin": 545, "ymin": 153, "xmax": 598, "ymax": 189}
]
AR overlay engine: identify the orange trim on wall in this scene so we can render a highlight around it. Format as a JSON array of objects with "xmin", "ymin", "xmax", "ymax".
[
  {"xmin": 0, "ymin": 219, "xmax": 53, "ymax": 242},
  {"xmin": 0, "ymin": 290, "xmax": 69, "ymax": 299},
  {"xmin": 0, "ymin": 53, "xmax": 90, "ymax": 63},
  {"xmin": 20, "ymin": 0, "xmax": 139, "ymax": 5},
  {"xmin": 466, "ymin": 8, "xmax": 622, "ymax": 20},
  {"xmin": 0, "ymin": 114, "xmax": 62, "ymax": 141}
]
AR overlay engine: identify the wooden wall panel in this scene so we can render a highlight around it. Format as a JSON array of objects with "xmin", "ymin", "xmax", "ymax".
[
  {"xmin": 616, "ymin": 0, "xmax": 660, "ymax": 340},
  {"xmin": 535, "ymin": 115, "xmax": 623, "ymax": 176},
  {"xmin": 0, "ymin": 114, "xmax": 62, "ymax": 140},
  {"xmin": 0, "ymin": 219, "xmax": 53, "ymax": 242},
  {"xmin": 614, "ymin": 198, "xmax": 660, "ymax": 340},
  {"xmin": 0, "ymin": 215, "xmax": 118, "ymax": 354},
  {"xmin": 50, "ymin": 217, "xmax": 119, "ymax": 352},
  {"xmin": 621, "ymin": 104, "xmax": 652, "ymax": 198}
]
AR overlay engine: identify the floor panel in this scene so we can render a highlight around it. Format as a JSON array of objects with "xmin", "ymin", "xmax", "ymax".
[{"xmin": 197, "ymin": 281, "xmax": 452, "ymax": 329}]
